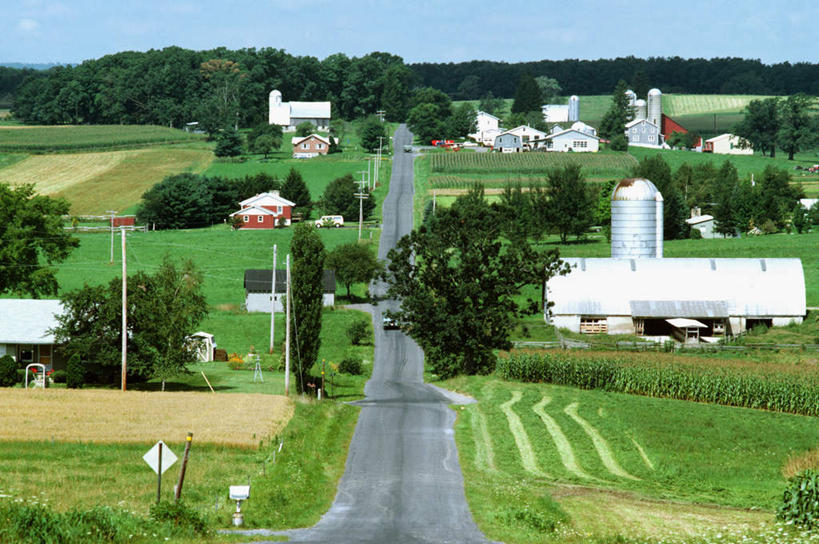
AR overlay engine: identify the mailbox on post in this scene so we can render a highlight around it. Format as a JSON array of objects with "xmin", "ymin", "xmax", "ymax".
[{"xmin": 229, "ymin": 485, "xmax": 250, "ymax": 526}]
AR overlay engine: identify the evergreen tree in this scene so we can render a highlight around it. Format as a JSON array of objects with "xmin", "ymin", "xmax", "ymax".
[
  {"xmin": 319, "ymin": 174, "xmax": 374, "ymax": 220},
  {"xmin": 280, "ymin": 168, "xmax": 313, "ymax": 219},
  {"xmin": 511, "ymin": 73, "xmax": 542, "ymax": 114},
  {"xmin": 358, "ymin": 115, "xmax": 386, "ymax": 152},
  {"xmin": 599, "ymin": 80, "xmax": 632, "ymax": 141},
  {"xmin": 290, "ymin": 223, "xmax": 326, "ymax": 394},
  {"xmin": 213, "ymin": 128, "xmax": 243, "ymax": 157},
  {"xmin": 593, "ymin": 180, "xmax": 618, "ymax": 241},
  {"xmin": 66, "ymin": 353, "xmax": 84, "ymax": 389},
  {"xmin": 381, "ymin": 64, "xmax": 413, "ymax": 122}
]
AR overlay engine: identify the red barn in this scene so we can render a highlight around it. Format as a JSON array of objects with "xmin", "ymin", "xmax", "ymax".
[
  {"xmin": 661, "ymin": 114, "xmax": 701, "ymax": 147},
  {"xmin": 229, "ymin": 191, "xmax": 295, "ymax": 229}
]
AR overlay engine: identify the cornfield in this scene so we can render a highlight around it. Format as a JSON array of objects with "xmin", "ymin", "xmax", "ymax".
[
  {"xmin": 0, "ymin": 125, "xmax": 203, "ymax": 153},
  {"xmin": 430, "ymin": 151, "xmax": 637, "ymax": 177},
  {"xmin": 496, "ymin": 352, "xmax": 819, "ymax": 416},
  {"xmin": 428, "ymin": 175, "xmax": 548, "ymax": 190}
]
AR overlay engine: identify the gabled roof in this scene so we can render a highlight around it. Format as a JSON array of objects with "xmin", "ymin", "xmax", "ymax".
[
  {"xmin": 706, "ymin": 133, "xmax": 738, "ymax": 143},
  {"xmin": 289, "ymin": 101, "xmax": 331, "ymax": 119},
  {"xmin": 239, "ymin": 192, "xmax": 295, "ymax": 208},
  {"xmin": 625, "ymin": 118, "xmax": 659, "ymax": 129},
  {"xmin": 230, "ymin": 205, "xmax": 278, "ymax": 217},
  {"xmin": 291, "ymin": 134, "xmax": 337, "ymax": 146},
  {"xmin": 546, "ymin": 128, "xmax": 600, "ymax": 141},
  {"xmin": 0, "ymin": 299, "xmax": 63, "ymax": 344},
  {"xmin": 476, "ymin": 110, "xmax": 500, "ymax": 121},
  {"xmin": 244, "ymin": 269, "xmax": 336, "ymax": 294},
  {"xmin": 506, "ymin": 125, "xmax": 548, "ymax": 138},
  {"xmin": 685, "ymin": 214, "xmax": 714, "ymax": 225}
]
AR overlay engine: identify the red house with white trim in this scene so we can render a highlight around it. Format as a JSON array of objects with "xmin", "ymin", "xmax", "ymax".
[{"xmin": 230, "ymin": 191, "xmax": 295, "ymax": 229}]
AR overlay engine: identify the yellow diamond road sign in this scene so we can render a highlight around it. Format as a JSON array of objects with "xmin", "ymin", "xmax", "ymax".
[{"xmin": 143, "ymin": 440, "xmax": 177, "ymax": 475}]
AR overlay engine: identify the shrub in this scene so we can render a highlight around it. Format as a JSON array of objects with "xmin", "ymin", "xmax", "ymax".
[
  {"xmin": 150, "ymin": 500, "xmax": 209, "ymax": 536},
  {"xmin": 338, "ymin": 357, "xmax": 362, "ymax": 375},
  {"xmin": 346, "ymin": 320, "xmax": 370, "ymax": 345},
  {"xmin": 51, "ymin": 369, "xmax": 66, "ymax": 384},
  {"xmin": 608, "ymin": 133, "xmax": 628, "ymax": 151},
  {"xmin": 0, "ymin": 355, "xmax": 17, "ymax": 387},
  {"xmin": 778, "ymin": 470, "xmax": 819, "ymax": 530},
  {"xmin": 66, "ymin": 353, "xmax": 84, "ymax": 389}
]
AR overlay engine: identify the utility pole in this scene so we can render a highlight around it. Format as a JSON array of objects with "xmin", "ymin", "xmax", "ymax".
[
  {"xmin": 355, "ymin": 173, "xmax": 369, "ymax": 240},
  {"xmin": 107, "ymin": 210, "xmax": 117, "ymax": 264},
  {"xmin": 121, "ymin": 226, "xmax": 127, "ymax": 391},
  {"xmin": 284, "ymin": 254, "xmax": 291, "ymax": 396},
  {"xmin": 376, "ymin": 136, "xmax": 385, "ymax": 187},
  {"xmin": 269, "ymin": 245, "xmax": 277, "ymax": 354}
]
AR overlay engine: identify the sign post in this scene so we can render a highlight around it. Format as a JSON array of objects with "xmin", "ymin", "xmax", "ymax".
[{"xmin": 143, "ymin": 440, "xmax": 178, "ymax": 503}]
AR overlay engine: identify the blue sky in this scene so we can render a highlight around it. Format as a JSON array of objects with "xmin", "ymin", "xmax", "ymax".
[{"xmin": 3, "ymin": 0, "xmax": 818, "ymax": 65}]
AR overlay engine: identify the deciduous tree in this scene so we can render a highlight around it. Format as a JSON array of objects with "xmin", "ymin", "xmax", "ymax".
[
  {"xmin": 358, "ymin": 115, "xmax": 386, "ymax": 152},
  {"xmin": 0, "ymin": 183, "xmax": 78, "ymax": 297},
  {"xmin": 384, "ymin": 187, "xmax": 568, "ymax": 379},
  {"xmin": 280, "ymin": 168, "xmax": 313, "ymax": 219},
  {"xmin": 326, "ymin": 242, "xmax": 381, "ymax": 298},
  {"xmin": 542, "ymin": 164, "xmax": 594, "ymax": 242},
  {"xmin": 319, "ymin": 174, "xmax": 374, "ymax": 220},
  {"xmin": 777, "ymin": 93, "xmax": 817, "ymax": 160},
  {"xmin": 734, "ymin": 97, "xmax": 780, "ymax": 157}
]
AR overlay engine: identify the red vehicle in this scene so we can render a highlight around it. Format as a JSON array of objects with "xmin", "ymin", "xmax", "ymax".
[{"xmin": 430, "ymin": 139, "xmax": 455, "ymax": 147}]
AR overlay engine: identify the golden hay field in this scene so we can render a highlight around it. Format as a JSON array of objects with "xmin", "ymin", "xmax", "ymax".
[
  {"xmin": 0, "ymin": 389, "xmax": 293, "ymax": 448},
  {"xmin": 0, "ymin": 147, "xmax": 212, "ymax": 214}
]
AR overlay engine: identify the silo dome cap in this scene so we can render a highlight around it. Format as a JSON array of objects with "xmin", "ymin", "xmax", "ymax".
[
  {"xmin": 648, "ymin": 88, "xmax": 662, "ymax": 95},
  {"xmin": 612, "ymin": 178, "xmax": 663, "ymax": 201}
]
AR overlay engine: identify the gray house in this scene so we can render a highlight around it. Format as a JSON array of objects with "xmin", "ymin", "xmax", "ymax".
[
  {"xmin": 244, "ymin": 269, "xmax": 336, "ymax": 312},
  {"xmin": 493, "ymin": 131, "xmax": 522, "ymax": 152},
  {"xmin": 625, "ymin": 119, "xmax": 661, "ymax": 148}
]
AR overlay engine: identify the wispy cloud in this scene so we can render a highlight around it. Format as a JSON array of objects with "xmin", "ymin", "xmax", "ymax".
[{"xmin": 17, "ymin": 18, "xmax": 40, "ymax": 33}]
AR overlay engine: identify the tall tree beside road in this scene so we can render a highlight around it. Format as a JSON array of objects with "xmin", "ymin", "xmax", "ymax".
[
  {"xmin": 385, "ymin": 187, "xmax": 568, "ymax": 378},
  {"xmin": 511, "ymin": 73, "xmax": 542, "ymax": 114},
  {"xmin": 447, "ymin": 103, "xmax": 477, "ymax": 139},
  {"xmin": 407, "ymin": 103, "xmax": 444, "ymax": 143},
  {"xmin": 381, "ymin": 64, "xmax": 413, "ymax": 122},
  {"xmin": 733, "ymin": 97, "xmax": 780, "ymax": 157},
  {"xmin": 358, "ymin": 115, "xmax": 387, "ymax": 153},
  {"xmin": 599, "ymin": 79, "xmax": 633, "ymax": 141},
  {"xmin": 777, "ymin": 93, "xmax": 817, "ymax": 160},
  {"xmin": 290, "ymin": 223, "xmax": 326, "ymax": 393},
  {"xmin": 0, "ymin": 183, "xmax": 78, "ymax": 297}
]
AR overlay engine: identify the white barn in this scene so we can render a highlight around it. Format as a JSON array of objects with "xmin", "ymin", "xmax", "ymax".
[
  {"xmin": 269, "ymin": 90, "xmax": 331, "ymax": 132},
  {"xmin": 703, "ymin": 133, "xmax": 753, "ymax": 155},
  {"xmin": 244, "ymin": 269, "xmax": 336, "ymax": 312},
  {"xmin": 546, "ymin": 257, "xmax": 806, "ymax": 338}
]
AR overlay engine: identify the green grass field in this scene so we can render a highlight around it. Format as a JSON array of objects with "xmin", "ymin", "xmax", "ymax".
[
  {"xmin": 448, "ymin": 375, "xmax": 819, "ymax": 542},
  {"xmin": 0, "ymin": 125, "xmax": 205, "ymax": 152}
]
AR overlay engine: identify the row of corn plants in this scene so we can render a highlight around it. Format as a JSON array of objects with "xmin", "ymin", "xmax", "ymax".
[
  {"xmin": 496, "ymin": 352, "xmax": 819, "ymax": 416},
  {"xmin": 429, "ymin": 151, "xmax": 637, "ymax": 175},
  {"xmin": 0, "ymin": 125, "xmax": 203, "ymax": 152}
]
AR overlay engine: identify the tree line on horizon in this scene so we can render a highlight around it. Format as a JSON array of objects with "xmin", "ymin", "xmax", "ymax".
[{"xmin": 5, "ymin": 50, "xmax": 819, "ymax": 127}]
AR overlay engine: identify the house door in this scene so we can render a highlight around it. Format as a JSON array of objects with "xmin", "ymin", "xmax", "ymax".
[{"xmin": 38, "ymin": 345, "xmax": 52, "ymax": 368}]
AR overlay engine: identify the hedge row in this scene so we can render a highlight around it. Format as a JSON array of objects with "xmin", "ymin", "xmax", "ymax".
[{"xmin": 496, "ymin": 352, "xmax": 819, "ymax": 416}]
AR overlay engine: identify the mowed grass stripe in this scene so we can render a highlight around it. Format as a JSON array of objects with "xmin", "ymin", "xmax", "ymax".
[
  {"xmin": 0, "ymin": 389, "xmax": 292, "ymax": 448},
  {"xmin": 500, "ymin": 391, "xmax": 548, "ymax": 477},
  {"xmin": 468, "ymin": 405, "xmax": 497, "ymax": 473},
  {"xmin": 564, "ymin": 402, "xmax": 640, "ymax": 481},
  {"xmin": 629, "ymin": 436, "xmax": 655, "ymax": 471},
  {"xmin": 533, "ymin": 396, "xmax": 598, "ymax": 481}
]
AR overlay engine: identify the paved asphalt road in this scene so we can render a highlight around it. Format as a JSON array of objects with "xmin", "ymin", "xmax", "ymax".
[{"xmin": 277, "ymin": 125, "xmax": 492, "ymax": 543}]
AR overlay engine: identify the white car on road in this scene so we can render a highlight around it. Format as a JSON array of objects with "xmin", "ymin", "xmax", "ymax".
[{"xmin": 315, "ymin": 215, "xmax": 344, "ymax": 228}]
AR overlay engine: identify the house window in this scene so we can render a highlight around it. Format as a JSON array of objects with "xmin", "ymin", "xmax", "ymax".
[
  {"xmin": 632, "ymin": 128, "xmax": 637, "ymax": 134},
  {"xmin": 277, "ymin": 206, "xmax": 282, "ymax": 214},
  {"xmin": 243, "ymin": 215, "xmax": 249, "ymax": 223},
  {"xmin": 19, "ymin": 345, "xmax": 34, "ymax": 364},
  {"xmin": 580, "ymin": 317, "xmax": 607, "ymax": 334},
  {"xmin": 318, "ymin": 143, "xmax": 324, "ymax": 150},
  {"xmin": 573, "ymin": 140, "xmax": 587, "ymax": 148},
  {"xmin": 257, "ymin": 216, "xmax": 264, "ymax": 223}
]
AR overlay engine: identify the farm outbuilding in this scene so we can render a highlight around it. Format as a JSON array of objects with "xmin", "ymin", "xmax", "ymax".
[
  {"xmin": 545, "ymin": 257, "xmax": 806, "ymax": 338},
  {"xmin": 0, "ymin": 299, "xmax": 64, "ymax": 370},
  {"xmin": 703, "ymin": 133, "xmax": 753, "ymax": 155},
  {"xmin": 243, "ymin": 269, "xmax": 336, "ymax": 312}
]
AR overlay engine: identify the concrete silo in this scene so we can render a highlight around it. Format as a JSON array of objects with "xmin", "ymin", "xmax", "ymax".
[
  {"xmin": 611, "ymin": 178, "xmax": 664, "ymax": 259},
  {"xmin": 647, "ymin": 88, "xmax": 662, "ymax": 127},
  {"xmin": 625, "ymin": 89, "xmax": 637, "ymax": 106},
  {"xmin": 634, "ymin": 99, "xmax": 647, "ymax": 121},
  {"xmin": 568, "ymin": 95, "xmax": 580, "ymax": 121}
]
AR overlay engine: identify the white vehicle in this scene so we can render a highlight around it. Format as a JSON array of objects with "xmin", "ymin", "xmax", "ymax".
[{"xmin": 315, "ymin": 215, "xmax": 344, "ymax": 228}]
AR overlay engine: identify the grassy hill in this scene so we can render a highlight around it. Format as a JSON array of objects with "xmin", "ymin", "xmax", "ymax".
[{"xmin": 0, "ymin": 124, "xmax": 204, "ymax": 153}]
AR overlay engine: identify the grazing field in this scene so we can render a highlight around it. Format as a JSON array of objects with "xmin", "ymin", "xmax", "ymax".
[
  {"xmin": 0, "ymin": 124, "xmax": 204, "ymax": 152},
  {"xmin": 448, "ymin": 375, "xmax": 819, "ymax": 543},
  {"xmin": 0, "ymin": 389, "xmax": 292, "ymax": 448},
  {"xmin": 0, "ymin": 146, "xmax": 213, "ymax": 214}
]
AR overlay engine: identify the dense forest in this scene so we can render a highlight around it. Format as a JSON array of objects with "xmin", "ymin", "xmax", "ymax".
[
  {"xmin": 411, "ymin": 57, "xmax": 819, "ymax": 99},
  {"xmin": 5, "ymin": 50, "xmax": 819, "ymax": 126}
]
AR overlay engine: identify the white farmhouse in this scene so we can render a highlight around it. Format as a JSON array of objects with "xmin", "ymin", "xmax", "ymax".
[
  {"xmin": 269, "ymin": 90, "xmax": 331, "ymax": 132},
  {"xmin": 544, "ymin": 127, "xmax": 599, "ymax": 152},
  {"xmin": 505, "ymin": 125, "xmax": 548, "ymax": 150},
  {"xmin": 468, "ymin": 111, "xmax": 501, "ymax": 146},
  {"xmin": 625, "ymin": 119, "xmax": 662, "ymax": 148}
]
